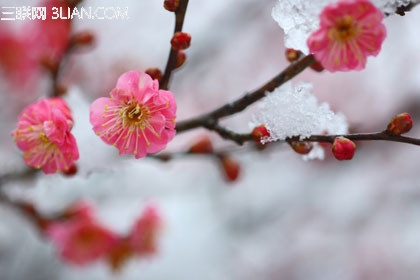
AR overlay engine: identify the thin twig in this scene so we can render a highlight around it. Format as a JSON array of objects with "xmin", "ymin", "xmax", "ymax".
[
  {"xmin": 175, "ymin": 54, "xmax": 316, "ymax": 132},
  {"xmin": 298, "ymin": 132, "xmax": 420, "ymax": 146},
  {"xmin": 203, "ymin": 126, "xmax": 420, "ymax": 147},
  {"xmin": 160, "ymin": 0, "xmax": 190, "ymax": 90}
]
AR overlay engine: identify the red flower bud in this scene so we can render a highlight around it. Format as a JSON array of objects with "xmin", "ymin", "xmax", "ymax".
[
  {"xmin": 170, "ymin": 32, "xmax": 191, "ymax": 51},
  {"xmin": 289, "ymin": 141, "xmax": 313, "ymax": 155},
  {"xmin": 219, "ymin": 155, "xmax": 240, "ymax": 182},
  {"xmin": 331, "ymin": 137, "xmax": 356, "ymax": 160},
  {"xmin": 386, "ymin": 112, "xmax": 413, "ymax": 135},
  {"xmin": 251, "ymin": 125, "xmax": 270, "ymax": 143},
  {"xmin": 69, "ymin": 31, "xmax": 95, "ymax": 48},
  {"xmin": 63, "ymin": 163, "xmax": 78, "ymax": 176},
  {"xmin": 164, "ymin": 0, "xmax": 180, "ymax": 12},
  {"xmin": 285, "ymin": 48, "xmax": 303, "ymax": 62},
  {"xmin": 310, "ymin": 60, "xmax": 324, "ymax": 72},
  {"xmin": 54, "ymin": 84, "xmax": 68, "ymax": 96},
  {"xmin": 175, "ymin": 51, "xmax": 187, "ymax": 68},
  {"xmin": 145, "ymin": 67, "xmax": 163, "ymax": 82},
  {"xmin": 188, "ymin": 136, "xmax": 213, "ymax": 154}
]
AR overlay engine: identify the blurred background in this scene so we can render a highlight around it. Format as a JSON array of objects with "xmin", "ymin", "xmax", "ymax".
[{"xmin": 1, "ymin": 0, "xmax": 420, "ymax": 279}]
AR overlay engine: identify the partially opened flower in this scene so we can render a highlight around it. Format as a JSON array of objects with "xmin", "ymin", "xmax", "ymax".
[
  {"xmin": 90, "ymin": 70, "xmax": 176, "ymax": 158},
  {"xmin": 307, "ymin": 0, "xmax": 386, "ymax": 72},
  {"xmin": 12, "ymin": 98, "xmax": 79, "ymax": 174}
]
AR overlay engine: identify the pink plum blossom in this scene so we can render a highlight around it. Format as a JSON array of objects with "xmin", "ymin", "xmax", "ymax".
[
  {"xmin": 27, "ymin": 0, "xmax": 71, "ymax": 66},
  {"xmin": 0, "ymin": 0, "xmax": 71, "ymax": 90},
  {"xmin": 12, "ymin": 98, "xmax": 79, "ymax": 174},
  {"xmin": 46, "ymin": 216, "xmax": 118, "ymax": 265},
  {"xmin": 129, "ymin": 204, "xmax": 162, "ymax": 255},
  {"xmin": 307, "ymin": 0, "xmax": 386, "ymax": 72},
  {"xmin": 90, "ymin": 70, "xmax": 177, "ymax": 158},
  {"xmin": 0, "ymin": 27, "xmax": 39, "ymax": 90}
]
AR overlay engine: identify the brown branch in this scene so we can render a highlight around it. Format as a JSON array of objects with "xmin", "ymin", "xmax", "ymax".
[
  {"xmin": 175, "ymin": 54, "xmax": 316, "ymax": 132},
  {"xmin": 203, "ymin": 124, "xmax": 420, "ymax": 147},
  {"xmin": 298, "ymin": 132, "xmax": 420, "ymax": 146},
  {"xmin": 393, "ymin": 1, "xmax": 420, "ymax": 16},
  {"xmin": 208, "ymin": 124, "xmax": 252, "ymax": 145},
  {"xmin": 150, "ymin": 130, "xmax": 420, "ymax": 163},
  {"xmin": 160, "ymin": 0, "xmax": 190, "ymax": 90}
]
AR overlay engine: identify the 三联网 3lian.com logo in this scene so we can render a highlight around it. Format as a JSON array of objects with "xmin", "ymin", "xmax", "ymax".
[{"xmin": 0, "ymin": 6, "xmax": 129, "ymax": 20}]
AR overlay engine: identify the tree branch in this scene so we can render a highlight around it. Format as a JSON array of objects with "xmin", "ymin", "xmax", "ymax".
[
  {"xmin": 204, "ymin": 125, "xmax": 420, "ymax": 147},
  {"xmin": 160, "ymin": 0, "xmax": 190, "ymax": 90},
  {"xmin": 175, "ymin": 54, "xmax": 316, "ymax": 132}
]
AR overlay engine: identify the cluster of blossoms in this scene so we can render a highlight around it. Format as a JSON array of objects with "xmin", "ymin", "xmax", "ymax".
[
  {"xmin": 12, "ymin": 70, "xmax": 177, "ymax": 173},
  {"xmin": 10, "ymin": 0, "xmax": 390, "ymax": 171},
  {"xmin": 250, "ymin": 0, "xmax": 394, "ymax": 160},
  {"xmin": 46, "ymin": 201, "xmax": 162, "ymax": 269},
  {"xmin": 4, "ymin": 0, "xmax": 419, "ymax": 276}
]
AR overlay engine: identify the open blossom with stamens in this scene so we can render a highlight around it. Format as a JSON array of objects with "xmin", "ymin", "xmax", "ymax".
[
  {"xmin": 90, "ymin": 70, "xmax": 176, "ymax": 158},
  {"xmin": 12, "ymin": 98, "xmax": 79, "ymax": 174},
  {"xmin": 307, "ymin": 0, "xmax": 386, "ymax": 72}
]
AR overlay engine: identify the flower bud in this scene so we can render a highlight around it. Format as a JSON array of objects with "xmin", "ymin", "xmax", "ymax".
[
  {"xmin": 40, "ymin": 55, "xmax": 59, "ymax": 73},
  {"xmin": 285, "ymin": 48, "xmax": 303, "ymax": 62},
  {"xmin": 63, "ymin": 163, "xmax": 78, "ymax": 176},
  {"xmin": 219, "ymin": 155, "xmax": 240, "ymax": 182},
  {"xmin": 289, "ymin": 141, "xmax": 313, "ymax": 155},
  {"xmin": 170, "ymin": 32, "xmax": 191, "ymax": 51},
  {"xmin": 331, "ymin": 137, "xmax": 356, "ymax": 160},
  {"xmin": 157, "ymin": 153, "xmax": 172, "ymax": 162},
  {"xmin": 175, "ymin": 51, "xmax": 187, "ymax": 68},
  {"xmin": 69, "ymin": 31, "xmax": 95, "ymax": 48},
  {"xmin": 163, "ymin": 0, "xmax": 179, "ymax": 12},
  {"xmin": 54, "ymin": 84, "xmax": 68, "ymax": 96},
  {"xmin": 251, "ymin": 125, "xmax": 270, "ymax": 143},
  {"xmin": 386, "ymin": 112, "xmax": 413, "ymax": 135},
  {"xmin": 145, "ymin": 67, "xmax": 163, "ymax": 82},
  {"xmin": 188, "ymin": 136, "xmax": 213, "ymax": 154},
  {"xmin": 310, "ymin": 60, "xmax": 324, "ymax": 72}
]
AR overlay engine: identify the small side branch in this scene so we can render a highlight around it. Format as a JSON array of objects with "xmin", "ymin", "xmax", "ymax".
[
  {"xmin": 176, "ymin": 54, "xmax": 316, "ymax": 132},
  {"xmin": 160, "ymin": 0, "xmax": 190, "ymax": 90}
]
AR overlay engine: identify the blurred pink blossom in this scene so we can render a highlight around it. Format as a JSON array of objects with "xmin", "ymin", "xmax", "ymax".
[
  {"xmin": 90, "ymin": 70, "xmax": 177, "ymax": 158},
  {"xmin": 26, "ymin": 0, "xmax": 71, "ymax": 66},
  {"xmin": 307, "ymin": 0, "xmax": 386, "ymax": 72},
  {"xmin": 0, "ymin": 28, "xmax": 39, "ymax": 89},
  {"xmin": 11, "ymin": 98, "xmax": 79, "ymax": 174},
  {"xmin": 0, "ymin": 0, "xmax": 70, "ymax": 91},
  {"xmin": 129, "ymin": 204, "xmax": 162, "ymax": 255},
  {"xmin": 46, "ymin": 216, "xmax": 118, "ymax": 266}
]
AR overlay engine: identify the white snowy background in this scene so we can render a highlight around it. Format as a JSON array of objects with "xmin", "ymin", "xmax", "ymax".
[{"xmin": 1, "ymin": 0, "xmax": 420, "ymax": 279}]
